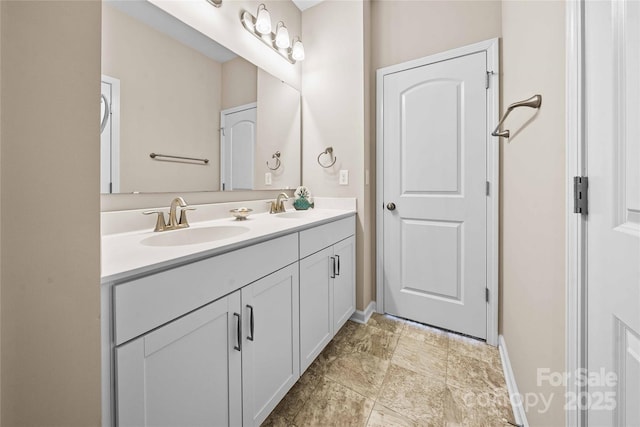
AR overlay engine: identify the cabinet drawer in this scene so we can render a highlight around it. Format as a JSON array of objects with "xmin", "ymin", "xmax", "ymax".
[
  {"xmin": 114, "ymin": 233, "xmax": 298, "ymax": 345},
  {"xmin": 299, "ymin": 215, "xmax": 355, "ymax": 259}
]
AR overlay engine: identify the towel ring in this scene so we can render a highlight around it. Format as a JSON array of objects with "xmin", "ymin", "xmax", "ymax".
[
  {"xmin": 317, "ymin": 147, "xmax": 337, "ymax": 168},
  {"xmin": 267, "ymin": 151, "xmax": 281, "ymax": 170}
]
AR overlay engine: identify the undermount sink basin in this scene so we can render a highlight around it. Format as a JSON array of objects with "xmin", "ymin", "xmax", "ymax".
[
  {"xmin": 275, "ymin": 211, "xmax": 319, "ymax": 219},
  {"xmin": 140, "ymin": 226, "xmax": 250, "ymax": 247}
]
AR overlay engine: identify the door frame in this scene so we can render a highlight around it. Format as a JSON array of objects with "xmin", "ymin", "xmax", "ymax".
[
  {"xmin": 219, "ymin": 102, "xmax": 257, "ymax": 191},
  {"xmin": 375, "ymin": 38, "xmax": 500, "ymax": 346},
  {"xmin": 565, "ymin": 1, "xmax": 586, "ymax": 426}
]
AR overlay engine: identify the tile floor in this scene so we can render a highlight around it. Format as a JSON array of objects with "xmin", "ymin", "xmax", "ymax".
[{"xmin": 262, "ymin": 313, "xmax": 516, "ymax": 427}]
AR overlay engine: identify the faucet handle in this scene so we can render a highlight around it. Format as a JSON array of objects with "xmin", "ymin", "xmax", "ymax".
[
  {"xmin": 178, "ymin": 207, "xmax": 196, "ymax": 227},
  {"xmin": 143, "ymin": 210, "xmax": 167, "ymax": 232}
]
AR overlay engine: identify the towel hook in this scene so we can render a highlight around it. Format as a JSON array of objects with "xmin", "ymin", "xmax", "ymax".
[
  {"xmin": 492, "ymin": 94, "xmax": 542, "ymax": 139},
  {"xmin": 267, "ymin": 151, "xmax": 282, "ymax": 170},
  {"xmin": 317, "ymin": 146, "xmax": 337, "ymax": 168}
]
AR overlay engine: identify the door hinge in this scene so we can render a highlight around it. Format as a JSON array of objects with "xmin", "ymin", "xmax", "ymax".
[
  {"xmin": 486, "ymin": 288, "xmax": 490, "ymax": 303},
  {"xmin": 109, "ymin": 182, "xmax": 113, "ymax": 194},
  {"xmin": 486, "ymin": 181, "xmax": 490, "ymax": 196},
  {"xmin": 486, "ymin": 71, "xmax": 495, "ymax": 89},
  {"xmin": 573, "ymin": 176, "xmax": 588, "ymax": 215}
]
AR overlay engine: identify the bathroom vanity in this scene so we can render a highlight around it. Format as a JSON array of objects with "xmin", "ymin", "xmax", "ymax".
[{"xmin": 101, "ymin": 203, "xmax": 356, "ymax": 427}]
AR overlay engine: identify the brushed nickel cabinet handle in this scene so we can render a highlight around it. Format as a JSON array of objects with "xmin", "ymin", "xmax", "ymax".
[
  {"xmin": 247, "ymin": 305, "xmax": 254, "ymax": 341},
  {"xmin": 233, "ymin": 313, "xmax": 241, "ymax": 351}
]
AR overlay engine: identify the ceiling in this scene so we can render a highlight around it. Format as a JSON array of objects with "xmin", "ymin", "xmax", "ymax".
[{"xmin": 292, "ymin": 0, "xmax": 325, "ymax": 11}]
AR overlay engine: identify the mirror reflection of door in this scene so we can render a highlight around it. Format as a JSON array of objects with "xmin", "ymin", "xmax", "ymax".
[
  {"xmin": 100, "ymin": 75, "xmax": 120, "ymax": 193},
  {"xmin": 220, "ymin": 103, "xmax": 257, "ymax": 191}
]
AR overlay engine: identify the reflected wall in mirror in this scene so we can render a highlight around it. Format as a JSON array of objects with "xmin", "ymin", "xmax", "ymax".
[{"xmin": 101, "ymin": 0, "xmax": 301, "ymax": 194}]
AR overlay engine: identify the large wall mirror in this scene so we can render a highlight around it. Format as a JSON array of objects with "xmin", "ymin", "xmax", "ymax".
[{"xmin": 101, "ymin": 0, "xmax": 301, "ymax": 194}]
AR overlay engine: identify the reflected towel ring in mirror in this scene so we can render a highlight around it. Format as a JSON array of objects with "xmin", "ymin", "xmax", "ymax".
[
  {"xmin": 267, "ymin": 151, "xmax": 281, "ymax": 170},
  {"xmin": 317, "ymin": 147, "xmax": 337, "ymax": 168},
  {"xmin": 100, "ymin": 94, "xmax": 110, "ymax": 134}
]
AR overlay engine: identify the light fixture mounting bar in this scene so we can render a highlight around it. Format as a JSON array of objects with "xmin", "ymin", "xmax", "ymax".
[{"xmin": 241, "ymin": 10, "xmax": 296, "ymax": 64}]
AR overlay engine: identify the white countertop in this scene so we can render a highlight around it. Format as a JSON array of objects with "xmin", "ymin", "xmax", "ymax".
[{"xmin": 101, "ymin": 207, "xmax": 356, "ymax": 283}]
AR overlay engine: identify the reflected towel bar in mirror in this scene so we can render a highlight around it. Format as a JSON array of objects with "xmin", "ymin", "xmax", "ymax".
[
  {"xmin": 492, "ymin": 94, "xmax": 542, "ymax": 139},
  {"xmin": 150, "ymin": 153, "xmax": 209, "ymax": 164}
]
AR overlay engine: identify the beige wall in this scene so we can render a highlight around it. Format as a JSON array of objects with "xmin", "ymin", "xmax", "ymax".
[
  {"xmin": 221, "ymin": 56, "xmax": 257, "ymax": 110},
  {"xmin": 103, "ymin": 4, "xmax": 222, "ymax": 193},
  {"xmin": 501, "ymin": 1, "xmax": 566, "ymax": 425},
  {"xmin": 302, "ymin": 0, "xmax": 368, "ymax": 309},
  {"xmin": 1, "ymin": 1, "xmax": 101, "ymax": 425},
  {"xmin": 371, "ymin": 1, "xmax": 502, "ymax": 70},
  {"xmin": 256, "ymin": 69, "xmax": 301, "ymax": 190}
]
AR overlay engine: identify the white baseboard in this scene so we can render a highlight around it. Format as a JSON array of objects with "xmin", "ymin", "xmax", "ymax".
[
  {"xmin": 350, "ymin": 301, "xmax": 376, "ymax": 324},
  {"xmin": 499, "ymin": 335, "xmax": 529, "ymax": 427}
]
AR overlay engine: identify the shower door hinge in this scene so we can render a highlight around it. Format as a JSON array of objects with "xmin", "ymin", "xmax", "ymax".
[
  {"xmin": 486, "ymin": 288, "xmax": 490, "ymax": 303},
  {"xmin": 573, "ymin": 176, "xmax": 588, "ymax": 215},
  {"xmin": 486, "ymin": 71, "xmax": 495, "ymax": 89},
  {"xmin": 486, "ymin": 181, "xmax": 490, "ymax": 196}
]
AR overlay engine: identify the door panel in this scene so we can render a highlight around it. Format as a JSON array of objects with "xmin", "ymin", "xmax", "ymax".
[
  {"xmin": 242, "ymin": 263, "xmax": 300, "ymax": 426},
  {"xmin": 333, "ymin": 236, "xmax": 356, "ymax": 332},
  {"xmin": 383, "ymin": 52, "xmax": 487, "ymax": 339},
  {"xmin": 402, "ymin": 79, "xmax": 462, "ymax": 194},
  {"xmin": 115, "ymin": 292, "xmax": 242, "ymax": 427},
  {"xmin": 585, "ymin": 1, "xmax": 640, "ymax": 425},
  {"xmin": 401, "ymin": 220, "xmax": 462, "ymax": 301},
  {"xmin": 299, "ymin": 247, "xmax": 333, "ymax": 372}
]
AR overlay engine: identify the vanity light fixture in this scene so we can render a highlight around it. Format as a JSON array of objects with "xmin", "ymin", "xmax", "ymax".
[
  {"xmin": 254, "ymin": 4, "xmax": 272, "ymax": 35},
  {"xmin": 241, "ymin": 4, "xmax": 304, "ymax": 64},
  {"xmin": 275, "ymin": 22, "xmax": 290, "ymax": 49},
  {"xmin": 291, "ymin": 37, "xmax": 305, "ymax": 61},
  {"xmin": 205, "ymin": 0, "xmax": 222, "ymax": 8}
]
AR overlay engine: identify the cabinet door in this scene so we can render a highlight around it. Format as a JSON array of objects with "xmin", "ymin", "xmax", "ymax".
[
  {"xmin": 241, "ymin": 263, "xmax": 300, "ymax": 426},
  {"xmin": 299, "ymin": 246, "xmax": 334, "ymax": 372},
  {"xmin": 333, "ymin": 236, "xmax": 356, "ymax": 332},
  {"xmin": 116, "ymin": 292, "xmax": 242, "ymax": 427}
]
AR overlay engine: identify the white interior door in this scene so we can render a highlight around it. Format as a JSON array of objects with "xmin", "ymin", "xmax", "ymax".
[
  {"xmin": 381, "ymin": 51, "xmax": 489, "ymax": 339},
  {"xmin": 220, "ymin": 104, "xmax": 256, "ymax": 191},
  {"xmin": 585, "ymin": 1, "xmax": 640, "ymax": 425}
]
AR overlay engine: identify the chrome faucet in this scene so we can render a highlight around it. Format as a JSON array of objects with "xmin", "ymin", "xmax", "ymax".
[
  {"xmin": 269, "ymin": 192, "xmax": 289, "ymax": 214},
  {"xmin": 143, "ymin": 197, "xmax": 195, "ymax": 232}
]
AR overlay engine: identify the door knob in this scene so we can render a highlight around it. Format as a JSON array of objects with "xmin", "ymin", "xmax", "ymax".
[{"xmin": 386, "ymin": 202, "xmax": 396, "ymax": 211}]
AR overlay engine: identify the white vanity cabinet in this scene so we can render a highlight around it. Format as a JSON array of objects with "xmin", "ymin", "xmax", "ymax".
[
  {"xmin": 299, "ymin": 217, "xmax": 356, "ymax": 372},
  {"xmin": 104, "ymin": 213, "xmax": 355, "ymax": 427}
]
